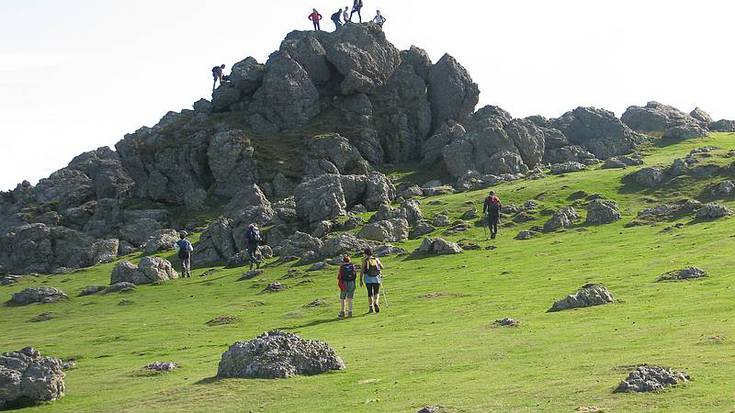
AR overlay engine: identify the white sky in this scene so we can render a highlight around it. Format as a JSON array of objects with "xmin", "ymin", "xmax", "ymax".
[{"xmin": 1, "ymin": 0, "xmax": 733, "ymax": 191}]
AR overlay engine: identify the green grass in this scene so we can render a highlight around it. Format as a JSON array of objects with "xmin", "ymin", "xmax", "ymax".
[{"xmin": 3, "ymin": 133, "xmax": 735, "ymax": 412}]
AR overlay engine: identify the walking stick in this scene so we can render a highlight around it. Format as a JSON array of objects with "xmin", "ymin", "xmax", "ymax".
[
  {"xmin": 482, "ymin": 214, "xmax": 488, "ymax": 240},
  {"xmin": 381, "ymin": 284, "xmax": 389, "ymax": 308}
]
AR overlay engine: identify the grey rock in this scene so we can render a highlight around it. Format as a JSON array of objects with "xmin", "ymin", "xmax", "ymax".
[
  {"xmin": 658, "ymin": 267, "xmax": 706, "ymax": 282},
  {"xmin": 494, "ymin": 318, "xmax": 520, "ymax": 327},
  {"xmin": 552, "ymin": 107, "xmax": 637, "ymax": 159},
  {"xmin": 10, "ymin": 287, "xmax": 68, "ymax": 305},
  {"xmin": 319, "ymin": 234, "xmax": 375, "ymax": 259},
  {"xmin": 411, "ymin": 221, "xmax": 435, "ymax": 238},
  {"xmin": 515, "ymin": 230, "xmax": 536, "ymax": 240},
  {"xmin": 239, "ymin": 269, "xmax": 264, "ymax": 281},
  {"xmin": 585, "ymin": 200, "xmax": 621, "ymax": 225},
  {"xmin": 622, "ymin": 101, "xmax": 707, "ymax": 140},
  {"xmin": 207, "ymin": 130, "xmax": 258, "ymax": 197},
  {"xmin": 432, "ymin": 214, "xmax": 450, "ymax": 227},
  {"xmin": 230, "ymin": 57, "xmax": 264, "ymax": 94},
  {"xmin": 428, "ymin": 54, "xmax": 479, "ymax": 129},
  {"xmin": 543, "ymin": 207, "xmax": 579, "ymax": 232},
  {"xmin": 602, "ymin": 154, "xmax": 643, "ymax": 169},
  {"xmin": 710, "ymin": 119, "xmax": 735, "ymax": 132},
  {"xmin": 548, "ymin": 284, "xmax": 614, "ymax": 312},
  {"xmin": 102, "ymin": 282, "xmax": 137, "ymax": 294},
  {"xmin": 211, "ymin": 84, "xmax": 242, "ymax": 112},
  {"xmin": 120, "ymin": 218, "xmax": 163, "ymax": 247},
  {"xmin": 216, "ymin": 331, "xmax": 345, "ymax": 379},
  {"xmin": 711, "ymin": 180, "xmax": 735, "ymax": 197},
  {"xmin": 636, "ymin": 199, "xmax": 703, "ymax": 223},
  {"xmin": 414, "ymin": 238, "xmax": 462, "ymax": 255},
  {"xmin": 696, "ymin": 203, "xmax": 731, "ymax": 220},
  {"xmin": 633, "ymin": 167, "xmax": 666, "ymax": 188},
  {"xmin": 110, "ymin": 257, "xmax": 178, "ymax": 285},
  {"xmin": 78, "ymin": 285, "xmax": 106, "ymax": 297},
  {"xmin": 358, "ymin": 218, "xmax": 410, "ymax": 242},
  {"xmin": 0, "ymin": 347, "xmax": 65, "ymax": 408},
  {"xmin": 143, "ymin": 361, "xmax": 178, "ymax": 372},
  {"xmin": 550, "ymin": 162, "xmax": 586, "ymax": 175},
  {"xmin": 305, "ymin": 134, "xmax": 370, "ymax": 176},
  {"xmin": 143, "ymin": 229, "xmax": 179, "ymax": 255},
  {"xmin": 275, "ymin": 232, "xmax": 324, "ymax": 262},
  {"xmin": 544, "ymin": 145, "xmax": 597, "ymax": 165},
  {"xmin": 690, "ymin": 107, "xmax": 713, "ymax": 126},
  {"xmin": 614, "ymin": 365, "xmax": 689, "ymax": 393}
]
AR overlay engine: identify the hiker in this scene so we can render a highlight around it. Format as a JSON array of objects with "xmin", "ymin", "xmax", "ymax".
[
  {"xmin": 483, "ymin": 191, "xmax": 502, "ymax": 239},
  {"xmin": 337, "ymin": 256, "xmax": 358, "ymax": 318},
  {"xmin": 175, "ymin": 231, "xmax": 194, "ymax": 278},
  {"xmin": 372, "ymin": 10, "xmax": 386, "ymax": 27},
  {"xmin": 308, "ymin": 9, "xmax": 323, "ymax": 31},
  {"xmin": 331, "ymin": 9, "xmax": 343, "ymax": 30},
  {"xmin": 246, "ymin": 224, "xmax": 262, "ymax": 270},
  {"xmin": 212, "ymin": 64, "xmax": 225, "ymax": 92},
  {"xmin": 360, "ymin": 248, "xmax": 384, "ymax": 313},
  {"xmin": 349, "ymin": 0, "xmax": 363, "ymax": 22},
  {"xmin": 343, "ymin": 6, "xmax": 350, "ymax": 24}
]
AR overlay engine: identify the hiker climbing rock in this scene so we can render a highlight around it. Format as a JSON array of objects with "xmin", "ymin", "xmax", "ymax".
[
  {"xmin": 372, "ymin": 10, "xmax": 386, "ymax": 27},
  {"xmin": 246, "ymin": 224, "xmax": 262, "ymax": 271},
  {"xmin": 331, "ymin": 9, "xmax": 343, "ymax": 30},
  {"xmin": 212, "ymin": 64, "xmax": 225, "ymax": 92},
  {"xmin": 483, "ymin": 191, "xmax": 502, "ymax": 239},
  {"xmin": 337, "ymin": 256, "xmax": 357, "ymax": 318},
  {"xmin": 309, "ymin": 8, "xmax": 323, "ymax": 31},
  {"xmin": 360, "ymin": 248, "xmax": 384, "ymax": 313},
  {"xmin": 349, "ymin": 0, "xmax": 363, "ymax": 22},
  {"xmin": 175, "ymin": 231, "xmax": 194, "ymax": 277}
]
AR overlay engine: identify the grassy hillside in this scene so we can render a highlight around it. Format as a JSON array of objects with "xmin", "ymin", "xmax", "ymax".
[{"xmin": 3, "ymin": 133, "xmax": 735, "ymax": 413}]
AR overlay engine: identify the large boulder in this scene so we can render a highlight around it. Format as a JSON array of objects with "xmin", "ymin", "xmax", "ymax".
[
  {"xmin": 414, "ymin": 238, "xmax": 462, "ymax": 255},
  {"xmin": 216, "ymin": 331, "xmax": 345, "ymax": 379},
  {"xmin": 690, "ymin": 107, "xmax": 713, "ymax": 127},
  {"xmin": 421, "ymin": 121, "xmax": 467, "ymax": 165},
  {"xmin": 0, "ymin": 347, "xmax": 65, "ymax": 409},
  {"xmin": 319, "ymin": 234, "xmax": 375, "ymax": 259},
  {"xmin": 358, "ymin": 218, "xmax": 410, "ymax": 242},
  {"xmin": 548, "ymin": 284, "xmax": 614, "ymax": 312},
  {"xmin": 428, "ymin": 54, "xmax": 480, "ymax": 129},
  {"xmin": 229, "ymin": 57, "xmax": 265, "ymax": 95},
  {"xmin": 585, "ymin": 199, "xmax": 622, "ymax": 225},
  {"xmin": 305, "ymin": 134, "xmax": 370, "ymax": 176},
  {"xmin": 9, "ymin": 287, "xmax": 68, "ymax": 305},
  {"xmin": 142, "ymin": 229, "xmax": 179, "ymax": 255},
  {"xmin": 552, "ymin": 107, "xmax": 637, "ymax": 159},
  {"xmin": 695, "ymin": 203, "xmax": 731, "ymax": 220},
  {"xmin": 207, "ymin": 130, "xmax": 258, "ymax": 197},
  {"xmin": 614, "ymin": 365, "xmax": 689, "ymax": 393},
  {"xmin": 710, "ymin": 119, "xmax": 735, "ymax": 132},
  {"xmin": 632, "ymin": 167, "xmax": 666, "ymax": 188},
  {"xmin": 110, "ymin": 257, "xmax": 178, "ymax": 285},
  {"xmin": 273, "ymin": 232, "xmax": 324, "ymax": 262},
  {"xmin": 621, "ymin": 101, "xmax": 707, "ymax": 139},
  {"xmin": 543, "ymin": 207, "xmax": 579, "ymax": 232}
]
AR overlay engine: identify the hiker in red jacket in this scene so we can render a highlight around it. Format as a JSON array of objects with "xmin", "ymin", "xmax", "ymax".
[
  {"xmin": 308, "ymin": 9, "xmax": 323, "ymax": 31},
  {"xmin": 337, "ymin": 256, "xmax": 357, "ymax": 318},
  {"xmin": 483, "ymin": 191, "xmax": 502, "ymax": 239}
]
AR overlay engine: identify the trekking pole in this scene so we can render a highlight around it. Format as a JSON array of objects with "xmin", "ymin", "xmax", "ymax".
[
  {"xmin": 381, "ymin": 284, "xmax": 389, "ymax": 308},
  {"xmin": 482, "ymin": 214, "xmax": 488, "ymax": 240}
]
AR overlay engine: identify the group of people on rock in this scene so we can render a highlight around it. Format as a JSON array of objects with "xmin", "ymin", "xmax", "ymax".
[{"xmin": 309, "ymin": 1, "xmax": 387, "ymax": 31}]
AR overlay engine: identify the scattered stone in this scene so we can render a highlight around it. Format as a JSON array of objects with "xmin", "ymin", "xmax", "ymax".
[
  {"xmin": 411, "ymin": 221, "xmax": 436, "ymax": 239},
  {"xmin": 307, "ymin": 262, "xmax": 329, "ymax": 272},
  {"xmin": 0, "ymin": 347, "xmax": 65, "ymax": 408},
  {"xmin": 61, "ymin": 360, "xmax": 77, "ymax": 370},
  {"xmin": 512, "ymin": 211, "xmax": 536, "ymax": 223},
  {"xmin": 0, "ymin": 275, "xmax": 23, "ymax": 286},
  {"xmin": 262, "ymin": 282, "xmax": 287, "ymax": 293},
  {"xmin": 29, "ymin": 312, "xmax": 55, "ymax": 323},
  {"xmin": 632, "ymin": 166, "xmax": 666, "ymax": 188},
  {"xmin": 415, "ymin": 238, "xmax": 463, "ymax": 255},
  {"xmin": 636, "ymin": 199, "xmax": 703, "ymax": 223},
  {"xmin": 118, "ymin": 299, "xmax": 134, "ymax": 306},
  {"xmin": 206, "ymin": 316, "xmax": 240, "ymax": 326},
  {"xmin": 711, "ymin": 180, "xmax": 735, "ymax": 198},
  {"xmin": 305, "ymin": 299, "xmax": 327, "ymax": 308},
  {"xmin": 658, "ymin": 267, "xmax": 707, "ymax": 281},
  {"xmin": 494, "ymin": 318, "xmax": 520, "ymax": 327},
  {"xmin": 239, "ymin": 269, "xmax": 264, "ymax": 281},
  {"xmin": 543, "ymin": 207, "xmax": 579, "ymax": 232},
  {"xmin": 614, "ymin": 365, "xmax": 689, "ymax": 393},
  {"xmin": 548, "ymin": 284, "xmax": 614, "ymax": 312},
  {"xmin": 358, "ymin": 218, "xmax": 410, "ymax": 242},
  {"xmin": 102, "ymin": 282, "xmax": 137, "ymax": 294},
  {"xmin": 110, "ymin": 257, "xmax": 178, "ymax": 285},
  {"xmin": 696, "ymin": 203, "xmax": 731, "ymax": 220},
  {"xmin": 79, "ymin": 285, "xmax": 107, "ymax": 297},
  {"xmin": 458, "ymin": 241, "xmax": 481, "ymax": 251},
  {"xmin": 417, "ymin": 406, "xmax": 441, "ymax": 413},
  {"xmin": 461, "ymin": 209, "xmax": 478, "ymax": 220},
  {"xmin": 432, "ymin": 214, "xmax": 450, "ymax": 227},
  {"xmin": 585, "ymin": 199, "xmax": 622, "ymax": 225},
  {"xmin": 9, "ymin": 287, "xmax": 68, "ymax": 305},
  {"xmin": 515, "ymin": 230, "xmax": 536, "ymax": 240},
  {"xmin": 550, "ymin": 162, "xmax": 586, "ymax": 175},
  {"xmin": 144, "ymin": 362, "xmax": 178, "ymax": 372},
  {"xmin": 216, "ymin": 330, "xmax": 345, "ymax": 379},
  {"xmin": 374, "ymin": 245, "xmax": 407, "ymax": 257}
]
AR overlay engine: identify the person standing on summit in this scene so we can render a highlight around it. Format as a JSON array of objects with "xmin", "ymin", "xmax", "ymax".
[
  {"xmin": 483, "ymin": 191, "xmax": 502, "ymax": 239},
  {"xmin": 211, "ymin": 64, "xmax": 225, "ymax": 92},
  {"xmin": 371, "ymin": 10, "xmax": 386, "ymax": 27},
  {"xmin": 309, "ymin": 8, "xmax": 323, "ymax": 31},
  {"xmin": 349, "ymin": 0, "xmax": 363, "ymax": 23},
  {"xmin": 343, "ymin": 6, "xmax": 350, "ymax": 25},
  {"xmin": 331, "ymin": 9, "xmax": 343, "ymax": 30}
]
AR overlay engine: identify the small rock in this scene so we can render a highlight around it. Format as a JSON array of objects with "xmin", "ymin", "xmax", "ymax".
[
  {"xmin": 307, "ymin": 262, "xmax": 329, "ymax": 272},
  {"xmin": 262, "ymin": 282, "xmax": 287, "ymax": 293},
  {"xmin": 461, "ymin": 209, "xmax": 478, "ymax": 220},
  {"xmin": 658, "ymin": 267, "xmax": 706, "ymax": 281},
  {"xmin": 585, "ymin": 199, "xmax": 622, "ymax": 225},
  {"xmin": 305, "ymin": 299, "xmax": 327, "ymax": 308},
  {"xmin": 543, "ymin": 207, "xmax": 579, "ymax": 232},
  {"xmin": 432, "ymin": 214, "xmax": 450, "ymax": 227},
  {"xmin": 0, "ymin": 347, "xmax": 66, "ymax": 408},
  {"xmin": 548, "ymin": 284, "xmax": 614, "ymax": 312},
  {"xmin": 550, "ymin": 161, "xmax": 586, "ymax": 174},
  {"xmin": 494, "ymin": 318, "xmax": 520, "ymax": 327},
  {"xmin": 102, "ymin": 282, "xmax": 137, "ymax": 294},
  {"xmin": 458, "ymin": 241, "xmax": 481, "ymax": 251},
  {"xmin": 206, "ymin": 316, "xmax": 240, "ymax": 326},
  {"xmin": 10, "ymin": 287, "xmax": 68, "ymax": 305},
  {"xmin": 696, "ymin": 203, "xmax": 732, "ymax": 220},
  {"xmin": 78, "ymin": 285, "xmax": 107, "ymax": 297},
  {"xmin": 29, "ymin": 312, "xmax": 55, "ymax": 323},
  {"xmin": 614, "ymin": 365, "xmax": 689, "ymax": 393},
  {"xmin": 515, "ymin": 230, "xmax": 536, "ymax": 240},
  {"xmin": 239, "ymin": 269, "xmax": 264, "ymax": 281},
  {"xmin": 144, "ymin": 361, "xmax": 178, "ymax": 372},
  {"xmin": 417, "ymin": 406, "xmax": 441, "ymax": 413}
]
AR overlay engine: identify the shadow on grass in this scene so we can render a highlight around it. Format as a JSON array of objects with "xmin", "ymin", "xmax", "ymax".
[
  {"xmin": 193, "ymin": 376, "xmax": 219, "ymax": 385},
  {"xmin": 278, "ymin": 314, "xmax": 370, "ymax": 331}
]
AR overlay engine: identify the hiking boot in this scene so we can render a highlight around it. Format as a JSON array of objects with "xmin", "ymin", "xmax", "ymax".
[
  {"xmin": 347, "ymin": 311, "xmax": 353, "ymax": 318},
  {"xmin": 374, "ymin": 303, "xmax": 380, "ymax": 313},
  {"xmin": 491, "ymin": 233, "xmax": 496, "ymax": 239},
  {"xmin": 368, "ymin": 306, "xmax": 374, "ymax": 314},
  {"xmin": 338, "ymin": 311, "xmax": 345, "ymax": 319}
]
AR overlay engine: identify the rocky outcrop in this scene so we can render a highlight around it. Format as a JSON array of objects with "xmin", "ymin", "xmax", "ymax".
[
  {"xmin": 142, "ymin": 229, "xmax": 179, "ymax": 255},
  {"xmin": 621, "ymin": 101, "xmax": 707, "ymax": 139},
  {"xmin": 543, "ymin": 207, "xmax": 579, "ymax": 232},
  {"xmin": 710, "ymin": 119, "xmax": 735, "ymax": 132},
  {"xmin": 614, "ymin": 365, "xmax": 689, "ymax": 393},
  {"xmin": 110, "ymin": 257, "xmax": 178, "ymax": 285},
  {"xmin": 9, "ymin": 287, "xmax": 68, "ymax": 305},
  {"xmin": 552, "ymin": 107, "xmax": 637, "ymax": 159},
  {"xmin": 0, "ymin": 347, "xmax": 65, "ymax": 409},
  {"xmin": 428, "ymin": 54, "xmax": 480, "ymax": 129},
  {"xmin": 548, "ymin": 284, "xmax": 614, "ymax": 312},
  {"xmin": 305, "ymin": 134, "xmax": 370, "ymax": 176},
  {"xmin": 585, "ymin": 199, "xmax": 621, "ymax": 225},
  {"xmin": 695, "ymin": 203, "xmax": 731, "ymax": 220},
  {"xmin": 216, "ymin": 331, "xmax": 345, "ymax": 379},
  {"xmin": 358, "ymin": 218, "xmax": 409, "ymax": 242}
]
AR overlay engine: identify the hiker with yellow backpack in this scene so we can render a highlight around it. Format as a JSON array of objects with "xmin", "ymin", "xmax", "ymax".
[{"xmin": 360, "ymin": 248, "xmax": 384, "ymax": 313}]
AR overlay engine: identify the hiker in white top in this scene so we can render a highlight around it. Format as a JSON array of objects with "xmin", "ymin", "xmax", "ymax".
[{"xmin": 372, "ymin": 10, "xmax": 386, "ymax": 27}]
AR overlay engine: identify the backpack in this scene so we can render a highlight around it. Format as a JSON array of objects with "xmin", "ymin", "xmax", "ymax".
[
  {"xmin": 331, "ymin": 11, "xmax": 341, "ymax": 20},
  {"xmin": 177, "ymin": 240, "xmax": 192, "ymax": 260},
  {"xmin": 487, "ymin": 196, "xmax": 501, "ymax": 214},
  {"xmin": 365, "ymin": 257, "xmax": 380, "ymax": 277},
  {"xmin": 246, "ymin": 228, "xmax": 261, "ymax": 245},
  {"xmin": 341, "ymin": 263, "xmax": 357, "ymax": 282}
]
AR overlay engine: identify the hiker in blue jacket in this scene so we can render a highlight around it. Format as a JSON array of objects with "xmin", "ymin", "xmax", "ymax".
[
  {"xmin": 175, "ymin": 231, "xmax": 194, "ymax": 277},
  {"xmin": 246, "ymin": 224, "xmax": 262, "ymax": 271}
]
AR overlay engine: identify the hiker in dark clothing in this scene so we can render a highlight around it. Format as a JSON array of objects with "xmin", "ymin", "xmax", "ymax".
[
  {"xmin": 372, "ymin": 10, "xmax": 386, "ymax": 27},
  {"xmin": 360, "ymin": 248, "xmax": 384, "ymax": 314},
  {"xmin": 349, "ymin": 0, "xmax": 363, "ymax": 22},
  {"xmin": 331, "ymin": 9, "xmax": 343, "ymax": 30},
  {"xmin": 483, "ymin": 191, "xmax": 502, "ymax": 239},
  {"xmin": 246, "ymin": 224, "xmax": 262, "ymax": 270},
  {"xmin": 337, "ymin": 256, "xmax": 357, "ymax": 318},
  {"xmin": 308, "ymin": 9, "xmax": 323, "ymax": 30},
  {"xmin": 212, "ymin": 64, "xmax": 225, "ymax": 92},
  {"xmin": 343, "ymin": 6, "xmax": 350, "ymax": 24},
  {"xmin": 175, "ymin": 231, "xmax": 194, "ymax": 277}
]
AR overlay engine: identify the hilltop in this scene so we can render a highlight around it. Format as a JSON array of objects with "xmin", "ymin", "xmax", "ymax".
[{"xmin": 2, "ymin": 22, "xmax": 735, "ymax": 412}]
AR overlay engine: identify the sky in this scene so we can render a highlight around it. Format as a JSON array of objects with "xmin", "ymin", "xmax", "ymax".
[{"xmin": 1, "ymin": 0, "xmax": 734, "ymax": 191}]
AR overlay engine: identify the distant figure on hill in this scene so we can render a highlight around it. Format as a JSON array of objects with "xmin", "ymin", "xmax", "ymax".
[
  {"xmin": 343, "ymin": 6, "xmax": 350, "ymax": 24},
  {"xmin": 360, "ymin": 248, "xmax": 384, "ymax": 314},
  {"xmin": 246, "ymin": 224, "xmax": 262, "ymax": 270},
  {"xmin": 349, "ymin": 0, "xmax": 363, "ymax": 22},
  {"xmin": 309, "ymin": 9, "xmax": 323, "ymax": 31},
  {"xmin": 337, "ymin": 255, "xmax": 357, "ymax": 318},
  {"xmin": 372, "ymin": 10, "xmax": 386, "ymax": 27},
  {"xmin": 175, "ymin": 231, "xmax": 194, "ymax": 278},
  {"xmin": 212, "ymin": 64, "xmax": 225, "ymax": 92},
  {"xmin": 331, "ymin": 9, "xmax": 343, "ymax": 30},
  {"xmin": 483, "ymin": 191, "xmax": 502, "ymax": 239}
]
